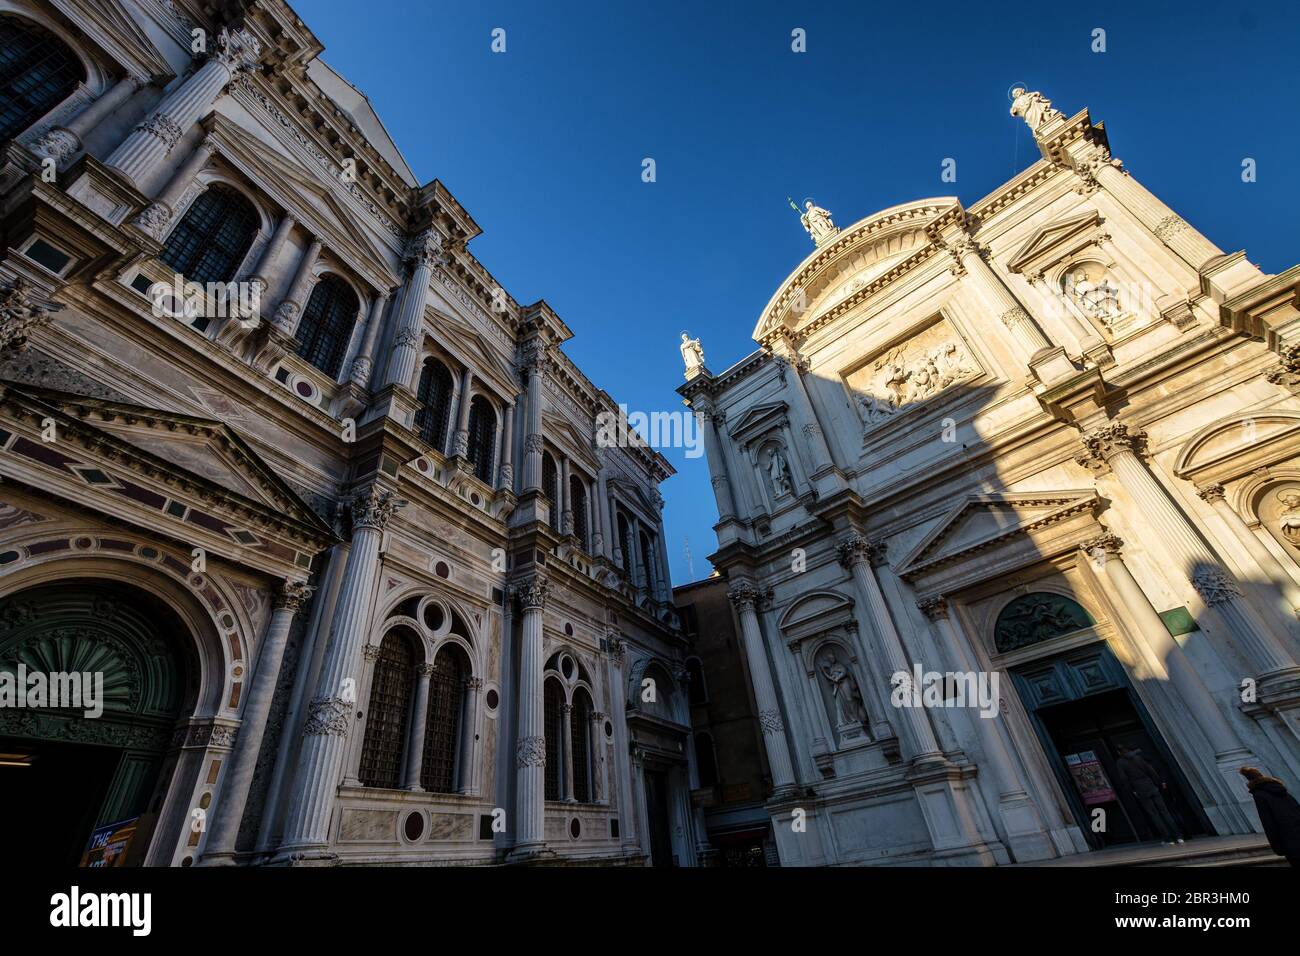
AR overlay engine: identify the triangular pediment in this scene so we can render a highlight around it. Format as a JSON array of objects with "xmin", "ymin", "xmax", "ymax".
[
  {"xmin": 727, "ymin": 401, "xmax": 788, "ymax": 443},
  {"xmin": 608, "ymin": 475, "xmax": 655, "ymax": 520},
  {"xmin": 432, "ymin": 311, "xmax": 519, "ymax": 398},
  {"xmin": 896, "ymin": 491, "xmax": 1100, "ymax": 578},
  {"xmin": 0, "ymin": 383, "xmax": 335, "ymax": 543},
  {"xmin": 542, "ymin": 412, "xmax": 598, "ymax": 469},
  {"xmin": 1006, "ymin": 211, "xmax": 1103, "ymax": 275}
]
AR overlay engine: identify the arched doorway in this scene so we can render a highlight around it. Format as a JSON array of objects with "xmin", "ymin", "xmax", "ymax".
[{"xmin": 0, "ymin": 579, "xmax": 197, "ymax": 865}]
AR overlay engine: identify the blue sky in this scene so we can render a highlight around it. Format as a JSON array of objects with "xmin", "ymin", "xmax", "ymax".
[{"xmin": 297, "ymin": 0, "xmax": 1300, "ymax": 586}]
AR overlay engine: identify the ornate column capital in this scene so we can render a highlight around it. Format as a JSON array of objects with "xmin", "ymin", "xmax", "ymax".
[
  {"xmin": 606, "ymin": 632, "xmax": 627, "ymax": 666},
  {"xmin": 0, "ymin": 278, "xmax": 64, "ymax": 356},
  {"xmin": 1196, "ymin": 483, "xmax": 1227, "ymax": 504},
  {"xmin": 520, "ymin": 339, "xmax": 549, "ymax": 376},
  {"xmin": 274, "ymin": 580, "xmax": 315, "ymax": 613},
  {"xmin": 1078, "ymin": 422, "xmax": 1146, "ymax": 465},
  {"xmin": 1192, "ymin": 567, "xmax": 1243, "ymax": 606},
  {"xmin": 916, "ymin": 595, "xmax": 949, "ymax": 620},
  {"xmin": 727, "ymin": 581, "xmax": 762, "ymax": 612},
  {"xmin": 349, "ymin": 486, "xmax": 405, "ymax": 532},
  {"xmin": 516, "ymin": 735, "xmax": 546, "ymax": 768},
  {"xmin": 465, "ymin": 676, "xmax": 484, "ymax": 692},
  {"xmin": 1079, "ymin": 531, "xmax": 1124, "ymax": 559},
  {"xmin": 302, "ymin": 696, "xmax": 351, "ymax": 737},
  {"xmin": 362, "ymin": 644, "xmax": 382, "ymax": 662},
  {"xmin": 133, "ymin": 113, "xmax": 184, "ymax": 150},
  {"xmin": 512, "ymin": 574, "xmax": 550, "ymax": 611},
  {"xmin": 404, "ymin": 229, "xmax": 446, "ymax": 270},
  {"xmin": 836, "ymin": 532, "xmax": 886, "ymax": 569},
  {"xmin": 416, "ymin": 662, "xmax": 436, "ymax": 678},
  {"xmin": 211, "ymin": 26, "xmax": 263, "ymax": 75},
  {"xmin": 757, "ymin": 708, "xmax": 785, "ymax": 736}
]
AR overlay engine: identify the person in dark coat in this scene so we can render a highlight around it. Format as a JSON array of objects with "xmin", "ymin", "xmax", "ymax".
[
  {"xmin": 1241, "ymin": 767, "xmax": 1300, "ymax": 866},
  {"xmin": 1114, "ymin": 744, "xmax": 1184, "ymax": 844}
]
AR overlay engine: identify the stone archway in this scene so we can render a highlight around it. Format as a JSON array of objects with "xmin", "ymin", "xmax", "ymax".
[{"xmin": 0, "ymin": 579, "xmax": 199, "ymax": 865}]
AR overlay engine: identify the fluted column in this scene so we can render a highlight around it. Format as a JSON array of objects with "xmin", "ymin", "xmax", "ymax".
[
  {"xmin": 694, "ymin": 398, "xmax": 736, "ymax": 519},
  {"xmin": 272, "ymin": 238, "xmax": 322, "ymax": 336},
  {"xmin": 382, "ymin": 230, "xmax": 443, "ymax": 391},
  {"xmin": 106, "ymin": 27, "xmax": 261, "ymax": 186},
  {"xmin": 347, "ymin": 291, "xmax": 390, "ymax": 387},
  {"xmin": 34, "ymin": 75, "xmax": 142, "ymax": 169},
  {"xmin": 727, "ymin": 582, "xmax": 795, "ymax": 792},
  {"xmin": 606, "ymin": 636, "xmax": 637, "ymax": 852},
  {"xmin": 497, "ymin": 401, "xmax": 516, "ymax": 491},
  {"xmin": 452, "ymin": 367, "xmax": 474, "ymax": 457},
  {"xmin": 560, "ymin": 456, "xmax": 573, "ymax": 534},
  {"xmin": 1080, "ymin": 423, "xmax": 1299, "ymax": 680},
  {"xmin": 249, "ymin": 214, "xmax": 296, "ymax": 299},
  {"xmin": 510, "ymin": 574, "xmax": 550, "ymax": 858},
  {"xmin": 459, "ymin": 677, "xmax": 482, "ymax": 794},
  {"xmin": 403, "ymin": 663, "xmax": 434, "ymax": 790},
  {"xmin": 592, "ymin": 463, "xmax": 608, "ymax": 556},
  {"xmin": 199, "ymin": 580, "xmax": 314, "ymax": 864},
  {"xmin": 130, "ymin": 134, "xmax": 217, "ymax": 240},
  {"xmin": 521, "ymin": 340, "xmax": 546, "ymax": 492},
  {"xmin": 770, "ymin": 338, "xmax": 836, "ymax": 477},
  {"xmin": 1094, "ymin": 163, "xmax": 1222, "ymax": 270},
  {"xmin": 276, "ymin": 487, "xmax": 404, "ymax": 858},
  {"xmin": 949, "ymin": 235, "xmax": 1057, "ymax": 356},
  {"xmin": 1197, "ymin": 483, "xmax": 1300, "ymax": 625},
  {"xmin": 561, "ymin": 702, "xmax": 576, "ymax": 801},
  {"xmin": 918, "ymin": 596, "xmax": 1055, "ymax": 860},
  {"xmin": 589, "ymin": 710, "xmax": 607, "ymax": 803},
  {"xmin": 837, "ymin": 534, "xmax": 944, "ymax": 762}
]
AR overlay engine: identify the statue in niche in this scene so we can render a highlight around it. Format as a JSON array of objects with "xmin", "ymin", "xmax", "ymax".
[
  {"xmin": 1277, "ymin": 492, "xmax": 1300, "ymax": 545},
  {"xmin": 680, "ymin": 331, "xmax": 705, "ymax": 378},
  {"xmin": 1010, "ymin": 87, "xmax": 1064, "ymax": 132},
  {"xmin": 818, "ymin": 652, "xmax": 867, "ymax": 728},
  {"xmin": 765, "ymin": 445, "xmax": 793, "ymax": 497},
  {"xmin": 1066, "ymin": 267, "xmax": 1124, "ymax": 329}
]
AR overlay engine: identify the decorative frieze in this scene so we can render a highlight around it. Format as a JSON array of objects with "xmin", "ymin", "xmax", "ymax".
[{"xmin": 846, "ymin": 319, "xmax": 978, "ymax": 429}]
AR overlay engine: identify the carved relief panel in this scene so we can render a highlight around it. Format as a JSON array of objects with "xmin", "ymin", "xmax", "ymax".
[{"xmin": 843, "ymin": 316, "xmax": 980, "ymax": 433}]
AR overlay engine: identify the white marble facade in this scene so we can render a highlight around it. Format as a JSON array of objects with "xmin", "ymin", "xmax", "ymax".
[
  {"xmin": 681, "ymin": 92, "xmax": 1300, "ymax": 865},
  {"xmin": 0, "ymin": 0, "xmax": 696, "ymax": 866}
]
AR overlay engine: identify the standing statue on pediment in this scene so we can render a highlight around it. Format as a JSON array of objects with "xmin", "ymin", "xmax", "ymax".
[
  {"xmin": 1010, "ymin": 87, "xmax": 1064, "ymax": 133},
  {"xmin": 680, "ymin": 332, "xmax": 705, "ymax": 378},
  {"xmin": 790, "ymin": 197, "xmax": 838, "ymax": 246}
]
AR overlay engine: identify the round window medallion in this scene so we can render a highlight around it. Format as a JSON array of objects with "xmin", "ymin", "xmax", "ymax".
[
  {"xmin": 604, "ymin": 720, "xmax": 613, "ymax": 739},
  {"xmin": 564, "ymin": 623, "xmax": 574, "ymax": 637},
  {"xmin": 404, "ymin": 811, "xmax": 425, "ymax": 842},
  {"xmin": 295, "ymin": 380, "xmax": 314, "ymax": 397},
  {"xmin": 561, "ymin": 656, "xmax": 574, "ymax": 678},
  {"xmin": 434, "ymin": 561, "xmax": 450, "ymax": 579},
  {"xmin": 485, "ymin": 688, "xmax": 500, "ymax": 710},
  {"xmin": 470, "ymin": 492, "xmax": 481, "ymax": 506},
  {"xmin": 569, "ymin": 817, "xmax": 581, "ymax": 839},
  {"xmin": 424, "ymin": 603, "xmax": 445, "ymax": 631}
]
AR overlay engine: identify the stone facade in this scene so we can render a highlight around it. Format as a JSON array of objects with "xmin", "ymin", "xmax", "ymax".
[
  {"xmin": 681, "ymin": 90, "xmax": 1300, "ymax": 865},
  {"xmin": 0, "ymin": 0, "xmax": 694, "ymax": 866}
]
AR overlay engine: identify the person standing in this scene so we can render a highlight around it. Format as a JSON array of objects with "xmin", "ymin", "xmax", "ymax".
[
  {"xmin": 1240, "ymin": 767, "xmax": 1300, "ymax": 867},
  {"xmin": 1115, "ymin": 744, "xmax": 1185, "ymax": 845}
]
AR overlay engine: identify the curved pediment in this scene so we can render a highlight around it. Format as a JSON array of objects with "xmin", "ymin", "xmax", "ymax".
[
  {"xmin": 1173, "ymin": 411, "xmax": 1300, "ymax": 482},
  {"xmin": 752, "ymin": 197, "xmax": 962, "ymax": 342},
  {"xmin": 778, "ymin": 589, "xmax": 854, "ymax": 639}
]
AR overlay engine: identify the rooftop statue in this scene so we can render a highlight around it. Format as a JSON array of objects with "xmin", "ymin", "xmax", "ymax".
[
  {"xmin": 1010, "ymin": 87, "xmax": 1064, "ymax": 134},
  {"xmin": 680, "ymin": 331, "xmax": 706, "ymax": 378}
]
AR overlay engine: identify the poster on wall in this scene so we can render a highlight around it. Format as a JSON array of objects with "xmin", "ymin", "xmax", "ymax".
[
  {"xmin": 1064, "ymin": 751, "xmax": 1117, "ymax": 806},
  {"xmin": 79, "ymin": 817, "xmax": 139, "ymax": 867}
]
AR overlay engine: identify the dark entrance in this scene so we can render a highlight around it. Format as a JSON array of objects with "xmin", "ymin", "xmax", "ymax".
[
  {"xmin": 0, "ymin": 579, "xmax": 195, "ymax": 865},
  {"xmin": 644, "ymin": 768, "xmax": 675, "ymax": 866},
  {"xmin": 1012, "ymin": 644, "xmax": 1210, "ymax": 850}
]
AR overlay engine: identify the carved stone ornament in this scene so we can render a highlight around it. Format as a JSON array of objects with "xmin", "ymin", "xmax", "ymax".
[
  {"xmin": 302, "ymin": 696, "xmax": 351, "ymax": 737},
  {"xmin": 349, "ymin": 487, "xmax": 405, "ymax": 532},
  {"xmin": 836, "ymin": 532, "xmax": 886, "ymax": 569},
  {"xmin": 1079, "ymin": 422, "xmax": 1145, "ymax": 465},
  {"xmin": 132, "ymin": 201, "xmax": 173, "ymax": 238},
  {"xmin": 1153, "ymin": 215, "xmax": 1189, "ymax": 242},
  {"xmin": 404, "ymin": 229, "xmax": 446, "ymax": 270},
  {"xmin": 513, "ymin": 574, "xmax": 550, "ymax": 611},
  {"xmin": 758, "ymin": 708, "xmax": 785, "ymax": 735},
  {"xmin": 1265, "ymin": 345, "xmax": 1300, "ymax": 387},
  {"xmin": 847, "ymin": 320, "xmax": 977, "ymax": 430},
  {"xmin": 523, "ymin": 433, "xmax": 545, "ymax": 455},
  {"xmin": 1079, "ymin": 531, "xmax": 1123, "ymax": 560},
  {"xmin": 1192, "ymin": 566, "xmax": 1243, "ymax": 606},
  {"xmin": 271, "ymin": 300, "xmax": 299, "ymax": 333},
  {"xmin": 517, "ymin": 735, "xmax": 547, "ymax": 768},
  {"xmin": 33, "ymin": 127, "xmax": 81, "ymax": 163},
  {"xmin": 1196, "ymin": 483, "xmax": 1227, "ymax": 504},
  {"xmin": 1277, "ymin": 491, "xmax": 1300, "ymax": 545},
  {"xmin": 135, "ymin": 113, "xmax": 185, "ymax": 151},
  {"xmin": 0, "ymin": 278, "xmax": 65, "ymax": 355},
  {"xmin": 212, "ymin": 26, "xmax": 263, "ymax": 75},
  {"xmin": 274, "ymin": 580, "xmax": 315, "ymax": 613},
  {"xmin": 727, "ymin": 581, "xmax": 760, "ymax": 612},
  {"xmin": 916, "ymin": 595, "xmax": 949, "ymax": 620}
]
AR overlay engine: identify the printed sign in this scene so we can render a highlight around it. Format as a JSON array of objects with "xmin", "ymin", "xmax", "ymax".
[
  {"xmin": 1065, "ymin": 751, "xmax": 1117, "ymax": 806},
  {"xmin": 80, "ymin": 816, "xmax": 139, "ymax": 867}
]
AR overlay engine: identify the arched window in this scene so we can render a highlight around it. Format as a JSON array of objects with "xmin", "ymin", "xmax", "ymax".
[
  {"xmin": 420, "ymin": 643, "xmax": 469, "ymax": 793},
  {"xmin": 358, "ymin": 630, "xmax": 418, "ymax": 789},
  {"xmin": 159, "ymin": 184, "xmax": 258, "ymax": 285},
  {"xmin": 994, "ymin": 593, "xmax": 1094, "ymax": 653},
  {"xmin": 617, "ymin": 512, "xmax": 631, "ymax": 570},
  {"xmin": 543, "ymin": 678, "xmax": 565, "ymax": 801},
  {"xmin": 466, "ymin": 396, "xmax": 496, "ymax": 484},
  {"xmin": 571, "ymin": 688, "xmax": 593, "ymax": 802},
  {"xmin": 296, "ymin": 274, "xmax": 359, "ymax": 378},
  {"xmin": 695, "ymin": 732, "xmax": 719, "ymax": 789},
  {"xmin": 0, "ymin": 15, "xmax": 85, "ymax": 143},
  {"xmin": 414, "ymin": 359, "xmax": 454, "ymax": 453},
  {"xmin": 570, "ymin": 475, "xmax": 589, "ymax": 549},
  {"xmin": 542, "ymin": 453, "xmax": 560, "ymax": 533},
  {"xmin": 686, "ymin": 657, "xmax": 707, "ymax": 706}
]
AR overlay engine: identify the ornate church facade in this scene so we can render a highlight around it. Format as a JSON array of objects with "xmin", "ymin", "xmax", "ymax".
[
  {"xmin": 680, "ymin": 90, "xmax": 1300, "ymax": 865},
  {"xmin": 0, "ymin": 0, "xmax": 701, "ymax": 867}
]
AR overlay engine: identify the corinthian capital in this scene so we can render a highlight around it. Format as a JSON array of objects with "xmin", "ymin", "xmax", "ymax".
[
  {"xmin": 916, "ymin": 595, "xmax": 948, "ymax": 620},
  {"xmin": 274, "ymin": 580, "xmax": 315, "ymax": 612},
  {"xmin": 404, "ymin": 229, "xmax": 446, "ymax": 270},
  {"xmin": 212, "ymin": 26, "xmax": 262, "ymax": 74},
  {"xmin": 349, "ymin": 486, "xmax": 405, "ymax": 532},
  {"xmin": 836, "ymin": 532, "xmax": 886, "ymax": 569},
  {"xmin": 512, "ymin": 574, "xmax": 550, "ymax": 611},
  {"xmin": 1196, "ymin": 483, "xmax": 1226, "ymax": 504},
  {"xmin": 727, "ymin": 581, "xmax": 761, "ymax": 612},
  {"xmin": 0, "ymin": 278, "xmax": 64, "ymax": 356},
  {"xmin": 1079, "ymin": 422, "xmax": 1145, "ymax": 465}
]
